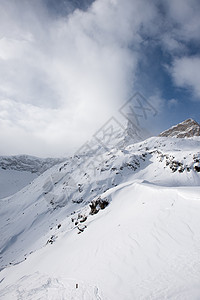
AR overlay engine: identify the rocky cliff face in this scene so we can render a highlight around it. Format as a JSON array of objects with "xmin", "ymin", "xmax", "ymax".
[{"xmin": 159, "ymin": 118, "xmax": 200, "ymax": 138}]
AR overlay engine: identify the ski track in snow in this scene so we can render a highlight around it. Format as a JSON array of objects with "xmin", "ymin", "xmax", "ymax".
[{"xmin": 0, "ymin": 273, "xmax": 105, "ymax": 300}]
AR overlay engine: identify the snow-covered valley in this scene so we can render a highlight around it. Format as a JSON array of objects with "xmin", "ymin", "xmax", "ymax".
[{"xmin": 0, "ymin": 121, "xmax": 200, "ymax": 299}]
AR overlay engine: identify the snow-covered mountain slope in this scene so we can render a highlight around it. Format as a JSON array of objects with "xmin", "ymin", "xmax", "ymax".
[
  {"xmin": 159, "ymin": 118, "xmax": 200, "ymax": 138},
  {"xmin": 0, "ymin": 136, "xmax": 200, "ymax": 299},
  {"xmin": 1, "ymin": 182, "xmax": 200, "ymax": 299},
  {"xmin": 0, "ymin": 155, "xmax": 65, "ymax": 199},
  {"xmin": 0, "ymin": 168, "xmax": 37, "ymax": 200}
]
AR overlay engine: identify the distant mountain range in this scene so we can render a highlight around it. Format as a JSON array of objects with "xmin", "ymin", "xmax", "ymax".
[
  {"xmin": 0, "ymin": 155, "xmax": 66, "ymax": 199},
  {"xmin": 0, "ymin": 155, "xmax": 66, "ymax": 174}
]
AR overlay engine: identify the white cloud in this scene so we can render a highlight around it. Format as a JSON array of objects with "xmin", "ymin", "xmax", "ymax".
[
  {"xmin": 171, "ymin": 56, "xmax": 200, "ymax": 98},
  {"xmin": 165, "ymin": 0, "xmax": 200, "ymax": 42},
  {"xmin": 168, "ymin": 98, "xmax": 179, "ymax": 108},
  {"xmin": 148, "ymin": 0, "xmax": 200, "ymax": 54},
  {"xmin": 159, "ymin": 1, "xmax": 200, "ymax": 101},
  {"xmin": 0, "ymin": 0, "xmax": 158, "ymax": 156},
  {"xmin": 1, "ymin": 0, "xmax": 199, "ymax": 157}
]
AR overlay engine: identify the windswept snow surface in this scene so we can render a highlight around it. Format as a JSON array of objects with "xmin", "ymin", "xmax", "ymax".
[{"xmin": 0, "ymin": 136, "xmax": 200, "ymax": 299}]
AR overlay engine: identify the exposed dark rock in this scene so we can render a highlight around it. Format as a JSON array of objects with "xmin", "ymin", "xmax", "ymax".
[
  {"xmin": 89, "ymin": 197, "xmax": 109, "ymax": 215},
  {"xmin": 194, "ymin": 166, "xmax": 200, "ymax": 172}
]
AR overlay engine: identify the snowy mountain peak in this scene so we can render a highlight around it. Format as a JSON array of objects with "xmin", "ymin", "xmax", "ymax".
[
  {"xmin": 123, "ymin": 119, "xmax": 149, "ymax": 145},
  {"xmin": 159, "ymin": 118, "xmax": 200, "ymax": 138}
]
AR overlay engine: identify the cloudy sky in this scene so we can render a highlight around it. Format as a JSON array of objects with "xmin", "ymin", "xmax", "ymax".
[{"xmin": 0, "ymin": 0, "xmax": 200, "ymax": 157}]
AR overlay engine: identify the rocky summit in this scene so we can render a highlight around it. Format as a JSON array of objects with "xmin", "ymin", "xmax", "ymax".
[{"xmin": 159, "ymin": 118, "xmax": 200, "ymax": 138}]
